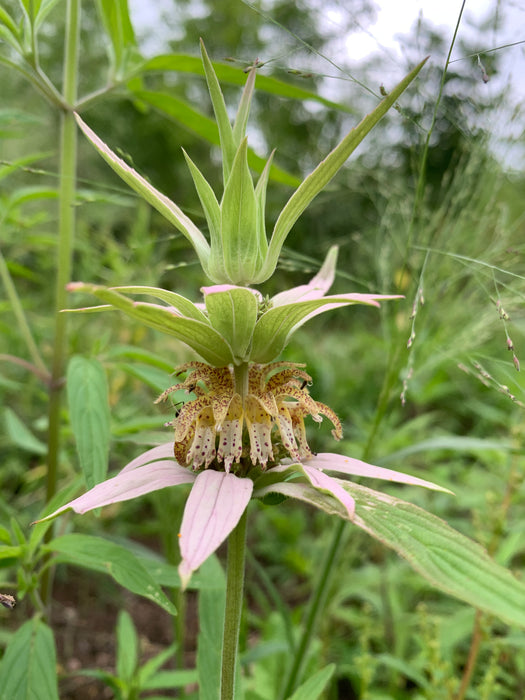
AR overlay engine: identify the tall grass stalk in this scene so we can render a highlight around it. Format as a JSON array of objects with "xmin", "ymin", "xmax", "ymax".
[{"xmin": 40, "ymin": 0, "xmax": 80, "ymax": 609}]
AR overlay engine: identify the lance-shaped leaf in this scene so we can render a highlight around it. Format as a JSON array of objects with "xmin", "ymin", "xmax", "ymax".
[
  {"xmin": 66, "ymin": 283, "xmax": 234, "ymax": 366},
  {"xmin": 205, "ymin": 287, "xmax": 259, "ymax": 363},
  {"xmin": 250, "ymin": 294, "xmax": 399, "ymax": 363},
  {"xmin": 254, "ymin": 58, "xmax": 429, "ymax": 284},
  {"xmin": 178, "ymin": 470, "xmax": 253, "ymax": 589},
  {"xmin": 253, "ymin": 477, "xmax": 525, "ymax": 629},
  {"xmin": 74, "ymin": 114, "xmax": 211, "ymax": 270},
  {"xmin": 142, "ymin": 53, "xmax": 354, "ymax": 114},
  {"xmin": 67, "ymin": 356, "xmax": 110, "ymax": 490},
  {"xmin": 343, "ymin": 480, "xmax": 525, "ymax": 628}
]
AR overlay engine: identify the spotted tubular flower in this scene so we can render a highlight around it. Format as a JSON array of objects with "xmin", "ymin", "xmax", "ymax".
[{"xmin": 156, "ymin": 360, "xmax": 341, "ymax": 472}]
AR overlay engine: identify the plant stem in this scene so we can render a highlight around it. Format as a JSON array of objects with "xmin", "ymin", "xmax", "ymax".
[
  {"xmin": 454, "ymin": 610, "xmax": 483, "ymax": 700},
  {"xmin": 221, "ymin": 509, "xmax": 247, "ymax": 700},
  {"xmin": 40, "ymin": 0, "xmax": 80, "ymax": 610}
]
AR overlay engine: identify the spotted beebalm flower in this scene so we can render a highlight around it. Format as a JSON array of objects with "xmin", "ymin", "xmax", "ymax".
[
  {"xmin": 41, "ymin": 380, "xmax": 450, "ymax": 588},
  {"xmin": 44, "ymin": 245, "xmax": 451, "ymax": 588}
]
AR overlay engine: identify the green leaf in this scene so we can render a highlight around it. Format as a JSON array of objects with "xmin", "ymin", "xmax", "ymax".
[
  {"xmin": 95, "ymin": 0, "xmax": 141, "ymax": 78},
  {"xmin": 46, "ymin": 533, "xmax": 177, "ymax": 614},
  {"xmin": 67, "ymin": 356, "xmax": 110, "ymax": 490},
  {"xmin": 142, "ymin": 668, "xmax": 199, "ymax": 691},
  {"xmin": 379, "ymin": 435, "xmax": 513, "ymax": 465},
  {"xmin": 0, "ymin": 618, "xmax": 59, "ymax": 700},
  {"xmin": 0, "ymin": 7, "xmax": 23, "ymax": 53},
  {"xmin": 142, "ymin": 54, "xmax": 354, "ymax": 114},
  {"xmin": 69, "ymin": 283, "xmax": 234, "ymax": 366},
  {"xmin": 74, "ymin": 114, "xmax": 211, "ymax": 268},
  {"xmin": 344, "ymin": 481, "xmax": 525, "ymax": 628},
  {"xmin": 138, "ymin": 643, "xmax": 178, "ymax": 687},
  {"xmin": 3, "ymin": 407, "xmax": 46, "ymax": 455},
  {"xmin": 205, "ymin": 288, "xmax": 259, "ymax": 363},
  {"xmin": 220, "ymin": 138, "xmax": 260, "ymax": 284},
  {"xmin": 116, "ymin": 611, "xmax": 139, "ymax": 684},
  {"xmin": 255, "ymin": 57, "xmax": 429, "ymax": 283},
  {"xmin": 287, "ymin": 664, "xmax": 335, "ymax": 700},
  {"xmin": 197, "ymin": 556, "xmax": 226, "ymax": 700}
]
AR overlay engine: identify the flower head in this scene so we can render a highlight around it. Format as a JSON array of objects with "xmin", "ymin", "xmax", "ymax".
[{"xmin": 40, "ymin": 354, "xmax": 451, "ymax": 589}]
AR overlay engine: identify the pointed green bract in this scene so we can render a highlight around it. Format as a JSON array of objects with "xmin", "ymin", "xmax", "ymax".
[
  {"xmin": 200, "ymin": 39, "xmax": 236, "ymax": 183},
  {"xmin": 250, "ymin": 295, "xmax": 385, "ymax": 363},
  {"xmin": 233, "ymin": 64, "xmax": 256, "ymax": 145},
  {"xmin": 220, "ymin": 138, "xmax": 260, "ymax": 284},
  {"xmin": 75, "ymin": 43, "xmax": 425, "ymax": 286},
  {"xmin": 253, "ymin": 57, "xmax": 429, "ymax": 284},
  {"xmin": 111, "ymin": 285, "xmax": 209, "ymax": 322},
  {"xmin": 205, "ymin": 287, "xmax": 259, "ymax": 363},
  {"xmin": 74, "ymin": 114, "xmax": 211, "ymax": 272},
  {"xmin": 68, "ymin": 283, "xmax": 234, "ymax": 366}
]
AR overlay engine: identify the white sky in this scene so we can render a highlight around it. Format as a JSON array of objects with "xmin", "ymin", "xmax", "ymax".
[{"xmin": 345, "ymin": 0, "xmax": 495, "ymax": 59}]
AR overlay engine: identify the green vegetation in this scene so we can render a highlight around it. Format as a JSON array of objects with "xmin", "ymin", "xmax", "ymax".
[{"xmin": 0, "ymin": 1, "xmax": 524, "ymax": 698}]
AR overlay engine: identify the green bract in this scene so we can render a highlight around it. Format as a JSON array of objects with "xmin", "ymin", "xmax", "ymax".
[
  {"xmin": 64, "ymin": 247, "xmax": 401, "ymax": 366},
  {"xmin": 75, "ymin": 42, "xmax": 427, "ymax": 285}
]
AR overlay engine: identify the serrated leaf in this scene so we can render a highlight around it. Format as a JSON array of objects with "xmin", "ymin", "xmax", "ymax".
[
  {"xmin": 0, "ymin": 618, "xmax": 59, "ymax": 700},
  {"xmin": 344, "ymin": 481, "xmax": 525, "ymax": 628},
  {"xmin": 287, "ymin": 664, "xmax": 335, "ymax": 700},
  {"xmin": 67, "ymin": 356, "xmax": 110, "ymax": 489},
  {"xmin": 256, "ymin": 58, "xmax": 429, "ymax": 283},
  {"xmin": 205, "ymin": 288, "xmax": 258, "ymax": 363},
  {"xmin": 46, "ymin": 533, "xmax": 177, "ymax": 614}
]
